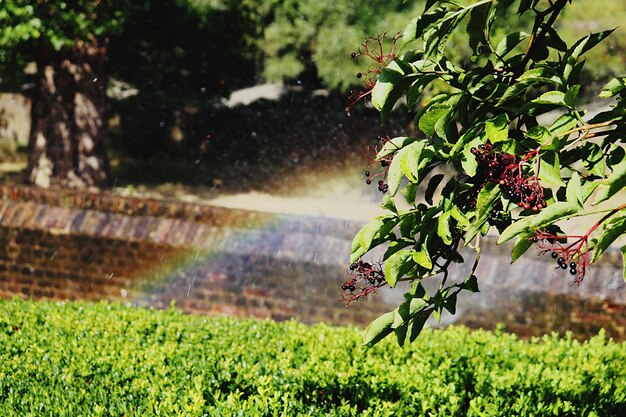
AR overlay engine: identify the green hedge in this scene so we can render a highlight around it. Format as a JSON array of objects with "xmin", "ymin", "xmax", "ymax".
[{"xmin": 0, "ymin": 299, "xmax": 625, "ymax": 416}]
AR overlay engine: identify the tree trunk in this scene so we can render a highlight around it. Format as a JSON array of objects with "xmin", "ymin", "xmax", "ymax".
[{"xmin": 26, "ymin": 39, "xmax": 110, "ymax": 188}]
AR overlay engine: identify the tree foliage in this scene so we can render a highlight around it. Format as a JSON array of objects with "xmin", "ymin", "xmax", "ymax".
[{"xmin": 343, "ymin": 0, "xmax": 626, "ymax": 347}]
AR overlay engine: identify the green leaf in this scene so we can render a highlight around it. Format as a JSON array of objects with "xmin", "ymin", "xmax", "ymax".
[
  {"xmin": 538, "ymin": 151, "xmax": 565, "ymax": 187},
  {"xmin": 418, "ymin": 105, "xmax": 451, "ymax": 137},
  {"xmin": 498, "ymin": 215, "xmax": 534, "ymax": 244},
  {"xmin": 495, "ymin": 31, "xmax": 528, "ymax": 57},
  {"xmin": 564, "ymin": 85, "xmax": 580, "ymax": 108},
  {"xmin": 402, "ymin": 182, "xmax": 419, "ymax": 205},
  {"xmin": 466, "ymin": 182, "xmax": 500, "ymax": 242},
  {"xmin": 412, "ymin": 248, "xmax": 433, "ymax": 269},
  {"xmin": 387, "ymin": 140, "xmax": 434, "ymax": 196},
  {"xmin": 380, "ymin": 195, "xmax": 397, "ymax": 213},
  {"xmin": 450, "ymin": 205, "xmax": 470, "ymax": 228},
  {"xmin": 401, "ymin": 8, "xmax": 447, "ymax": 49},
  {"xmin": 566, "ymin": 171, "xmax": 583, "ymax": 207},
  {"xmin": 363, "ymin": 312, "xmax": 395, "ymax": 347},
  {"xmin": 526, "ymin": 126, "xmax": 552, "ymax": 145},
  {"xmin": 372, "ymin": 60, "xmax": 415, "ymax": 123},
  {"xmin": 437, "ymin": 211, "xmax": 453, "ymax": 245},
  {"xmin": 384, "ymin": 250, "xmax": 414, "ymax": 287},
  {"xmin": 377, "ymin": 136, "xmax": 418, "ymax": 159},
  {"xmin": 590, "ymin": 209, "xmax": 626, "ymax": 263},
  {"xmin": 393, "ymin": 297, "xmax": 429, "ymax": 329},
  {"xmin": 594, "ymin": 158, "xmax": 626, "ymax": 205},
  {"xmin": 532, "ymin": 91, "xmax": 566, "ymax": 106},
  {"xmin": 485, "ymin": 113, "xmax": 509, "ymax": 143},
  {"xmin": 511, "ymin": 233, "xmax": 534, "ymax": 262},
  {"xmin": 461, "ymin": 136, "xmax": 485, "ymax": 177},
  {"xmin": 599, "ymin": 77, "xmax": 626, "ymax": 98},
  {"xmin": 563, "ymin": 30, "xmax": 615, "ymax": 81},
  {"xmin": 530, "ymin": 202, "xmax": 581, "ymax": 230},
  {"xmin": 467, "ymin": 2, "xmax": 491, "ymax": 55},
  {"xmin": 460, "ymin": 275, "xmax": 479, "ymax": 293}
]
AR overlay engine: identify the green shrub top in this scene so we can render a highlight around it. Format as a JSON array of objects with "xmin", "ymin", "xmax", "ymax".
[{"xmin": 0, "ymin": 299, "xmax": 625, "ymax": 416}]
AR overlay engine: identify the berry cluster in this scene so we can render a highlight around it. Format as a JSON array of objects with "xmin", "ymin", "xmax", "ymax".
[
  {"xmin": 469, "ymin": 144, "xmax": 546, "ymax": 212},
  {"xmin": 346, "ymin": 32, "xmax": 400, "ymax": 115},
  {"xmin": 364, "ymin": 136, "xmax": 393, "ymax": 193},
  {"xmin": 341, "ymin": 260, "xmax": 387, "ymax": 306},
  {"xmin": 551, "ymin": 252, "xmax": 579, "ymax": 276},
  {"xmin": 534, "ymin": 230, "xmax": 589, "ymax": 284}
]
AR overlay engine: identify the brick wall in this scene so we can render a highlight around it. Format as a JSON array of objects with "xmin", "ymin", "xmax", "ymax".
[{"xmin": 0, "ymin": 184, "xmax": 625, "ymax": 338}]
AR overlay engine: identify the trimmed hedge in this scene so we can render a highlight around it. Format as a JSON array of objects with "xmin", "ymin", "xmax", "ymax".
[{"xmin": 0, "ymin": 299, "xmax": 625, "ymax": 416}]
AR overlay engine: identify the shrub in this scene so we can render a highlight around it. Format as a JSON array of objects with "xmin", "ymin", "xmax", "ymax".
[{"xmin": 0, "ymin": 299, "xmax": 625, "ymax": 416}]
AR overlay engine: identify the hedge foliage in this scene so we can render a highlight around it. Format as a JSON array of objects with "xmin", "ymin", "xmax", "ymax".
[{"xmin": 0, "ymin": 299, "xmax": 625, "ymax": 416}]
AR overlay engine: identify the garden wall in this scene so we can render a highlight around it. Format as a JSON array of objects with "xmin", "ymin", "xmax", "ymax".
[{"xmin": 0, "ymin": 184, "xmax": 625, "ymax": 338}]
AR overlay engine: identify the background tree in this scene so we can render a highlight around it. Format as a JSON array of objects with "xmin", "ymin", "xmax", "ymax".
[{"xmin": 0, "ymin": 0, "xmax": 261, "ymax": 188}]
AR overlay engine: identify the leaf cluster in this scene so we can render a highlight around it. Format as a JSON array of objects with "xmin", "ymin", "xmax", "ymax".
[{"xmin": 352, "ymin": 0, "xmax": 626, "ymax": 346}]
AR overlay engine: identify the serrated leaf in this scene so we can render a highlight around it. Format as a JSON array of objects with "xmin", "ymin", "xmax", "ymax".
[
  {"xmin": 363, "ymin": 312, "xmax": 395, "ymax": 347},
  {"xmin": 461, "ymin": 137, "xmax": 484, "ymax": 177},
  {"xmin": 437, "ymin": 211, "xmax": 453, "ymax": 245},
  {"xmin": 401, "ymin": 8, "xmax": 447, "ymax": 49},
  {"xmin": 594, "ymin": 158, "xmax": 626, "ymax": 205},
  {"xmin": 485, "ymin": 113, "xmax": 509, "ymax": 143},
  {"xmin": 564, "ymin": 85, "xmax": 580, "ymax": 108},
  {"xmin": 564, "ymin": 30, "xmax": 615, "ymax": 81},
  {"xmin": 450, "ymin": 205, "xmax": 470, "ymax": 228},
  {"xmin": 538, "ymin": 151, "xmax": 565, "ymax": 187},
  {"xmin": 475, "ymin": 182, "xmax": 501, "ymax": 222},
  {"xmin": 526, "ymin": 126, "xmax": 552, "ymax": 145},
  {"xmin": 532, "ymin": 91, "xmax": 566, "ymax": 106},
  {"xmin": 352, "ymin": 217, "xmax": 385, "ymax": 258},
  {"xmin": 511, "ymin": 234, "xmax": 534, "ymax": 262},
  {"xmin": 384, "ymin": 250, "xmax": 413, "ymax": 287},
  {"xmin": 377, "ymin": 136, "xmax": 418, "ymax": 159},
  {"xmin": 461, "ymin": 275, "xmax": 480, "ymax": 293},
  {"xmin": 530, "ymin": 202, "xmax": 581, "ymax": 229},
  {"xmin": 387, "ymin": 141, "xmax": 432, "ymax": 196},
  {"xmin": 467, "ymin": 2, "xmax": 491, "ymax": 55},
  {"xmin": 418, "ymin": 105, "xmax": 451, "ymax": 137},
  {"xmin": 393, "ymin": 297, "xmax": 429, "ymax": 329},
  {"xmin": 380, "ymin": 195, "xmax": 397, "ymax": 213},
  {"xmin": 402, "ymin": 182, "xmax": 419, "ymax": 205},
  {"xmin": 372, "ymin": 60, "xmax": 415, "ymax": 123},
  {"xmin": 599, "ymin": 77, "xmax": 626, "ymax": 98},
  {"xmin": 443, "ymin": 292, "xmax": 457, "ymax": 315},
  {"xmin": 566, "ymin": 171, "xmax": 583, "ymax": 207},
  {"xmin": 466, "ymin": 182, "xmax": 500, "ymax": 242},
  {"xmin": 590, "ymin": 210, "xmax": 626, "ymax": 263},
  {"xmin": 495, "ymin": 31, "xmax": 528, "ymax": 57},
  {"xmin": 498, "ymin": 215, "xmax": 534, "ymax": 244},
  {"xmin": 412, "ymin": 248, "xmax": 433, "ymax": 270}
]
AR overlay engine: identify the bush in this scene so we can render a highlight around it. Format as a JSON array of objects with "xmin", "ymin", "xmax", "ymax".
[{"xmin": 0, "ymin": 299, "xmax": 625, "ymax": 416}]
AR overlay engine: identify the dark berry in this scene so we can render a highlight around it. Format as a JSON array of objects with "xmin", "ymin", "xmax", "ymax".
[
  {"xmin": 569, "ymin": 262, "xmax": 576, "ymax": 269},
  {"xmin": 570, "ymin": 268, "xmax": 577, "ymax": 275},
  {"xmin": 378, "ymin": 180, "xmax": 383, "ymax": 186},
  {"xmin": 551, "ymin": 252, "xmax": 558, "ymax": 259},
  {"xmin": 351, "ymin": 52, "xmax": 357, "ymax": 58},
  {"xmin": 557, "ymin": 257, "xmax": 565, "ymax": 265},
  {"xmin": 356, "ymin": 72, "xmax": 363, "ymax": 78},
  {"xmin": 560, "ymin": 263, "xmax": 568, "ymax": 270},
  {"xmin": 366, "ymin": 179, "xmax": 372, "ymax": 185},
  {"xmin": 365, "ymin": 171, "xmax": 370, "ymax": 177}
]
